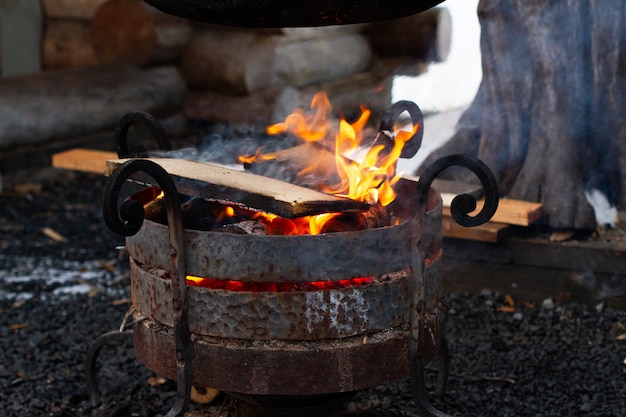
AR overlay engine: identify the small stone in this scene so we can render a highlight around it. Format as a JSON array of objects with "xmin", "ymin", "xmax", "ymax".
[{"xmin": 542, "ymin": 298, "xmax": 555, "ymax": 310}]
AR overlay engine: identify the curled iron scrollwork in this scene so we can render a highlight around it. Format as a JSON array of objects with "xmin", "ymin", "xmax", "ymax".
[
  {"xmin": 376, "ymin": 100, "xmax": 424, "ymax": 159},
  {"xmin": 101, "ymin": 158, "xmax": 192, "ymax": 417},
  {"xmin": 115, "ymin": 111, "xmax": 171, "ymax": 158},
  {"xmin": 416, "ymin": 154, "xmax": 499, "ymax": 227},
  {"xmin": 102, "ymin": 159, "xmax": 180, "ymax": 236}
]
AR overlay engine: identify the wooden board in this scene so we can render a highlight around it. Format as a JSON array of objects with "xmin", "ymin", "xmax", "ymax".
[
  {"xmin": 443, "ymin": 198, "xmax": 542, "ymax": 226},
  {"xmin": 104, "ymin": 157, "xmax": 370, "ymax": 219},
  {"xmin": 52, "ymin": 148, "xmax": 535, "ymax": 239},
  {"xmin": 52, "ymin": 148, "xmax": 116, "ymax": 173},
  {"xmin": 442, "ymin": 217, "xmax": 509, "ymax": 243}
]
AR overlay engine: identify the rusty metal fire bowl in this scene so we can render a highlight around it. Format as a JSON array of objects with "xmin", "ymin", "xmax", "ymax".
[
  {"xmin": 92, "ymin": 109, "xmax": 499, "ymax": 417},
  {"xmin": 128, "ymin": 187, "xmax": 443, "ymax": 396}
]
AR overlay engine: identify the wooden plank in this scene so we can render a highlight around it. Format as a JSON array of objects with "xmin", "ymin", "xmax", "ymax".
[
  {"xmin": 442, "ymin": 217, "xmax": 509, "ymax": 242},
  {"xmin": 443, "ymin": 198, "xmax": 542, "ymax": 226},
  {"xmin": 104, "ymin": 157, "xmax": 370, "ymax": 219},
  {"xmin": 51, "ymin": 148, "xmax": 521, "ymax": 240},
  {"xmin": 52, "ymin": 148, "xmax": 116, "ymax": 173}
]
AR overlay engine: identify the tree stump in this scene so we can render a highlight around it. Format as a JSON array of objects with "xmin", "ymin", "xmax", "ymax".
[{"xmin": 420, "ymin": 0, "xmax": 626, "ymax": 230}]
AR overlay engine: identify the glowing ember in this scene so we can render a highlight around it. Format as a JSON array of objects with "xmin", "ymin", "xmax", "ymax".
[{"xmin": 186, "ymin": 275, "xmax": 373, "ymax": 292}]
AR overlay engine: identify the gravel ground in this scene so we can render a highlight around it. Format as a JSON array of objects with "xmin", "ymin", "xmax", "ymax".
[{"xmin": 2, "ymin": 170, "xmax": 626, "ymax": 417}]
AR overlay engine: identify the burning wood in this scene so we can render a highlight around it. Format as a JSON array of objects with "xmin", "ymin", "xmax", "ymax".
[
  {"xmin": 142, "ymin": 190, "xmax": 386, "ymax": 235},
  {"xmin": 97, "ymin": 88, "xmax": 500, "ymax": 417},
  {"xmin": 237, "ymin": 92, "xmax": 422, "ymax": 233},
  {"xmin": 104, "ymin": 157, "xmax": 369, "ymax": 219},
  {"xmin": 111, "ymin": 92, "xmax": 423, "ymax": 235}
]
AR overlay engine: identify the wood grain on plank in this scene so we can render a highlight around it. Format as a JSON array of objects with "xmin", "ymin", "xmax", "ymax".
[{"xmin": 104, "ymin": 157, "xmax": 369, "ymax": 218}]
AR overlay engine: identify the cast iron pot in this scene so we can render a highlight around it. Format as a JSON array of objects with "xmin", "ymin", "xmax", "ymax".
[{"xmin": 144, "ymin": 0, "xmax": 445, "ymax": 27}]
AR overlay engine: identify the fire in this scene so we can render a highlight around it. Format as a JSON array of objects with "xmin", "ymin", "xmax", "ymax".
[
  {"xmin": 147, "ymin": 93, "xmax": 416, "ymax": 289},
  {"xmin": 266, "ymin": 92, "xmax": 334, "ymax": 143},
  {"xmin": 241, "ymin": 92, "xmax": 417, "ymax": 234},
  {"xmin": 142, "ymin": 93, "xmax": 416, "ymax": 238}
]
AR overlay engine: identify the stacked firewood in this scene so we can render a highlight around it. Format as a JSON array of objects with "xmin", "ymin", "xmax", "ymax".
[
  {"xmin": 0, "ymin": 0, "xmax": 451, "ymax": 148},
  {"xmin": 39, "ymin": 0, "xmax": 449, "ymax": 93},
  {"xmin": 41, "ymin": 0, "xmax": 192, "ymax": 69}
]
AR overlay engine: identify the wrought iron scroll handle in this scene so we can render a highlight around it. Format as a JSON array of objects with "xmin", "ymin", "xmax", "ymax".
[
  {"xmin": 102, "ymin": 159, "xmax": 181, "ymax": 236},
  {"xmin": 416, "ymin": 154, "xmax": 499, "ymax": 227},
  {"xmin": 115, "ymin": 111, "xmax": 171, "ymax": 158},
  {"xmin": 376, "ymin": 100, "xmax": 424, "ymax": 159},
  {"xmin": 102, "ymin": 159, "xmax": 192, "ymax": 417}
]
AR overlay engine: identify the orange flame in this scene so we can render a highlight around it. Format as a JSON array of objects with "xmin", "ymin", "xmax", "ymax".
[
  {"xmin": 266, "ymin": 92, "xmax": 333, "ymax": 143},
  {"xmin": 260, "ymin": 92, "xmax": 416, "ymax": 234},
  {"xmin": 238, "ymin": 147, "xmax": 276, "ymax": 165}
]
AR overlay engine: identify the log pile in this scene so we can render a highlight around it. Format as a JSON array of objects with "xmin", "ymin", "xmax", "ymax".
[
  {"xmin": 41, "ymin": 0, "xmax": 191, "ymax": 69},
  {"xmin": 271, "ymin": 26, "xmax": 372, "ymax": 88},
  {"xmin": 18, "ymin": 0, "xmax": 451, "ymax": 88},
  {"xmin": 29, "ymin": 1, "xmax": 450, "ymax": 95},
  {"xmin": 180, "ymin": 8, "xmax": 450, "ymax": 124},
  {"xmin": 41, "ymin": 0, "xmax": 109, "ymax": 69},
  {"xmin": 178, "ymin": 26, "xmax": 276, "ymax": 94},
  {"xmin": 1, "ymin": 0, "xmax": 452, "ymax": 152},
  {"xmin": 362, "ymin": 7, "xmax": 452, "ymax": 62},
  {"xmin": 0, "ymin": 65, "xmax": 186, "ymax": 148}
]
